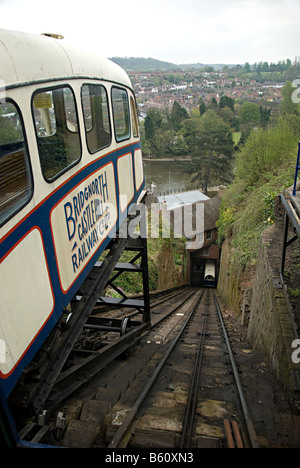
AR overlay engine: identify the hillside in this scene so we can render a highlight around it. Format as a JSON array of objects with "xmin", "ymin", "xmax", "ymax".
[
  {"xmin": 109, "ymin": 57, "xmax": 234, "ymax": 72},
  {"xmin": 217, "ymin": 116, "xmax": 300, "ymax": 313},
  {"xmin": 110, "ymin": 57, "xmax": 179, "ymax": 71}
]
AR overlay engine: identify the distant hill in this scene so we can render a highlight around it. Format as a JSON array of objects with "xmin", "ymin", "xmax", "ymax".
[
  {"xmin": 110, "ymin": 57, "xmax": 236, "ymax": 72},
  {"xmin": 110, "ymin": 57, "xmax": 179, "ymax": 71},
  {"xmin": 181, "ymin": 63, "xmax": 237, "ymax": 71}
]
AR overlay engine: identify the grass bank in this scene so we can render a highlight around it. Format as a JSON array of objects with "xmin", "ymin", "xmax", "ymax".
[{"xmin": 216, "ymin": 116, "xmax": 300, "ymax": 308}]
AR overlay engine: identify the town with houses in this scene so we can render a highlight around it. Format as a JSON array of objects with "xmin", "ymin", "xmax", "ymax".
[{"xmin": 127, "ymin": 67, "xmax": 284, "ymax": 118}]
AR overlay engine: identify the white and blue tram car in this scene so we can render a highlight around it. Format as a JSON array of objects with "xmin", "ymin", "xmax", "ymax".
[
  {"xmin": 0, "ymin": 29, "xmax": 145, "ymax": 398},
  {"xmin": 204, "ymin": 260, "xmax": 216, "ymax": 287}
]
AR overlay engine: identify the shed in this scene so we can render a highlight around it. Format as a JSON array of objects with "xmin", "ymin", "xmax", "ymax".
[{"xmin": 157, "ymin": 190, "xmax": 209, "ymax": 210}]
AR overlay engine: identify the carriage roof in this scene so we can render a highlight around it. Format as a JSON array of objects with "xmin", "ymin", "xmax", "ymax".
[{"xmin": 0, "ymin": 29, "xmax": 132, "ymax": 89}]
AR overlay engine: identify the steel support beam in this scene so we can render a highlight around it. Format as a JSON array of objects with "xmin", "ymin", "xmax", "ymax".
[{"xmin": 28, "ymin": 198, "xmax": 151, "ymax": 414}]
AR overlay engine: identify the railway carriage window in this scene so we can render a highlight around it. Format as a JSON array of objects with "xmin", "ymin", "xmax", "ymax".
[
  {"xmin": 0, "ymin": 100, "xmax": 32, "ymax": 225},
  {"xmin": 64, "ymin": 88, "xmax": 79, "ymax": 133},
  {"xmin": 130, "ymin": 96, "xmax": 139, "ymax": 138},
  {"xmin": 32, "ymin": 86, "xmax": 81, "ymax": 181},
  {"xmin": 82, "ymin": 84, "xmax": 111, "ymax": 153},
  {"xmin": 112, "ymin": 87, "xmax": 130, "ymax": 142}
]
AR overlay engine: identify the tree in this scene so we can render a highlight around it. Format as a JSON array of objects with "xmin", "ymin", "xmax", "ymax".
[
  {"xmin": 144, "ymin": 108, "xmax": 178, "ymax": 157},
  {"xmin": 151, "ymin": 128, "xmax": 175, "ymax": 156},
  {"xmin": 219, "ymin": 106, "xmax": 234, "ymax": 126},
  {"xmin": 183, "ymin": 110, "xmax": 234, "ymax": 193},
  {"xmin": 259, "ymin": 106, "xmax": 271, "ymax": 127},
  {"xmin": 262, "ymin": 62, "xmax": 269, "ymax": 72},
  {"xmin": 199, "ymin": 97, "xmax": 206, "ymax": 116},
  {"xmin": 239, "ymin": 102, "xmax": 260, "ymax": 124},
  {"xmin": 144, "ymin": 108, "xmax": 163, "ymax": 141},
  {"xmin": 177, "ymin": 118, "xmax": 202, "ymax": 153},
  {"xmin": 207, "ymin": 97, "xmax": 218, "ymax": 113},
  {"xmin": 219, "ymin": 95, "xmax": 234, "ymax": 112},
  {"xmin": 170, "ymin": 101, "xmax": 189, "ymax": 132},
  {"xmin": 244, "ymin": 62, "xmax": 251, "ymax": 73},
  {"xmin": 280, "ymin": 81, "xmax": 299, "ymax": 115}
]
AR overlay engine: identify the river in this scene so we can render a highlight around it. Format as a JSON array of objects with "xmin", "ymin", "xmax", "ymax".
[{"xmin": 143, "ymin": 159, "xmax": 193, "ymax": 195}]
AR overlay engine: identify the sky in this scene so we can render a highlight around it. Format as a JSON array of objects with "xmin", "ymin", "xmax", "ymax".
[{"xmin": 0, "ymin": 0, "xmax": 299, "ymax": 65}]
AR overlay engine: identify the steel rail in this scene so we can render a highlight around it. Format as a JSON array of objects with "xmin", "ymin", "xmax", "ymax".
[
  {"xmin": 150, "ymin": 286, "xmax": 194, "ymax": 309},
  {"xmin": 151, "ymin": 288, "xmax": 198, "ymax": 327},
  {"xmin": 213, "ymin": 293, "xmax": 260, "ymax": 448},
  {"xmin": 44, "ymin": 288, "xmax": 198, "ymax": 412},
  {"xmin": 89, "ymin": 286, "xmax": 193, "ymax": 326},
  {"xmin": 108, "ymin": 289, "xmax": 205, "ymax": 448},
  {"xmin": 180, "ymin": 290, "xmax": 210, "ymax": 447}
]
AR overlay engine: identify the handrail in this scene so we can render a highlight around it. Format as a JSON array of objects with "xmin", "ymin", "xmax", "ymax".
[{"xmin": 292, "ymin": 141, "xmax": 300, "ymax": 196}]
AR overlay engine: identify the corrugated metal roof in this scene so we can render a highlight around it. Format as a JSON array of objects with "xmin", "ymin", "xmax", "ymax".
[{"xmin": 157, "ymin": 190, "xmax": 209, "ymax": 210}]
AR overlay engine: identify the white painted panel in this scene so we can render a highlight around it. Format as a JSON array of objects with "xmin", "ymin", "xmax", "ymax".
[
  {"xmin": 134, "ymin": 149, "xmax": 144, "ymax": 190},
  {"xmin": 118, "ymin": 153, "xmax": 134, "ymax": 212},
  {"xmin": 0, "ymin": 228, "xmax": 54, "ymax": 377},
  {"xmin": 0, "ymin": 29, "xmax": 131, "ymax": 90},
  {"xmin": 51, "ymin": 163, "xmax": 117, "ymax": 292}
]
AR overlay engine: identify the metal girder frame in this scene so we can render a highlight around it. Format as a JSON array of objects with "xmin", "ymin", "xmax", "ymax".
[
  {"xmin": 28, "ymin": 204, "xmax": 151, "ymax": 415},
  {"xmin": 44, "ymin": 321, "xmax": 150, "ymax": 412},
  {"xmin": 94, "ymin": 236, "xmax": 151, "ymax": 321}
]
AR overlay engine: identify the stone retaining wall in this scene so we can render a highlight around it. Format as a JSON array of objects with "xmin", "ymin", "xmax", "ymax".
[{"xmin": 247, "ymin": 224, "xmax": 300, "ymax": 406}]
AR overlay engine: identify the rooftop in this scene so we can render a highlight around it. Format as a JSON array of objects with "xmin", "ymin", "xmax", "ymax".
[
  {"xmin": 157, "ymin": 190, "xmax": 209, "ymax": 210},
  {"xmin": 0, "ymin": 29, "xmax": 131, "ymax": 89}
]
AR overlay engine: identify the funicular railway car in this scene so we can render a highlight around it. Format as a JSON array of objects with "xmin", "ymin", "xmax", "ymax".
[
  {"xmin": 0, "ymin": 29, "xmax": 145, "ymax": 404},
  {"xmin": 203, "ymin": 260, "xmax": 216, "ymax": 287}
]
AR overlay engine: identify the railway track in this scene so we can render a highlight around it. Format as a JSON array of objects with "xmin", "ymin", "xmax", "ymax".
[
  {"xmin": 42, "ymin": 286, "xmax": 196, "ymax": 413},
  {"xmin": 11, "ymin": 286, "xmax": 196, "ymax": 442},
  {"xmin": 14, "ymin": 284, "xmax": 300, "ymax": 449},
  {"xmin": 23, "ymin": 286, "xmax": 257, "ymax": 448},
  {"xmin": 102, "ymin": 288, "xmax": 259, "ymax": 449}
]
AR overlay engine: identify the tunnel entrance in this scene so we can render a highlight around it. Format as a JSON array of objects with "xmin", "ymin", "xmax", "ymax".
[
  {"xmin": 190, "ymin": 258, "xmax": 205, "ymax": 286},
  {"xmin": 190, "ymin": 257, "xmax": 218, "ymax": 287}
]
